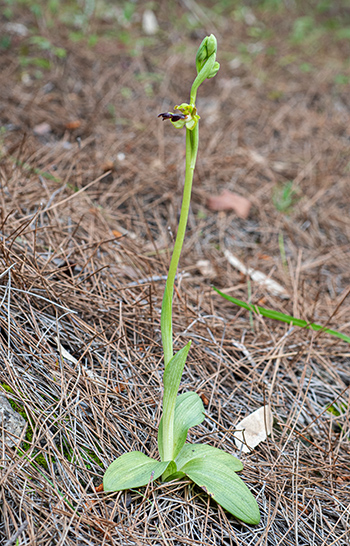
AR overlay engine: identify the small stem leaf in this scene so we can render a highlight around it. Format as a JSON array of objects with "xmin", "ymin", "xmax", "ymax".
[
  {"xmin": 163, "ymin": 343, "xmax": 192, "ymax": 406},
  {"xmin": 157, "ymin": 417, "xmax": 165, "ymax": 461},
  {"xmin": 163, "ymin": 470, "xmax": 187, "ymax": 482},
  {"xmin": 161, "ymin": 460, "xmax": 177, "ymax": 481},
  {"xmin": 180, "ymin": 455, "xmax": 260, "ymax": 525},
  {"xmin": 159, "ymin": 342, "xmax": 192, "ymax": 461},
  {"xmin": 213, "ymin": 288, "xmax": 350, "ymax": 344},
  {"xmin": 172, "ymin": 392, "xmax": 205, "ymax": 459},
  {"xmin": 158, "ymin": 390, "xmax": 204, "ymax": 461},
  {"xmin": 161, "ymin": 289, "xmax": 173, "ymax": 368},
  {"xmin": 103, "ymin": 452, "xmax": 170, "ymax": 492},
  {"xmin": 175, "ymin": 444, "xmax": 243, "ymax": 472}
]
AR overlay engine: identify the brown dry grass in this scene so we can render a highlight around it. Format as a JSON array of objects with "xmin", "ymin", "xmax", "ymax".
[{"xmin": 0, "ymin": 2, "xmax": 350, "ymax": 545}]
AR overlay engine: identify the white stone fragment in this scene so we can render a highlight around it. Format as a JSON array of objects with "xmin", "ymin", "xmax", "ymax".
[
  {"xmin": 224, "ymin": 249, "xmax": 289, "ymax": 298},
  {"xmin": 142, "ymin": 9, "xmax": 159, "ymax": 35},
  {"xmin": 5, "ymin": 22, "xmax": 29, "ymax": 36},
  {"xmin": 235, "ymin": 405, "xmax": 273, "ymax": 453},
  {"xmin": 0, "ymin": 395, "xmax": 27, "ymax": 448}
]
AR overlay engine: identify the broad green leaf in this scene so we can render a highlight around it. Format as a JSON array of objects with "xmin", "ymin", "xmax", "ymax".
[
  {"xmin": 180, "ymin": 454, "xmax": 260, "ymax": 525},
  {"xmin": 158, "ymin": 391, "xmax": 205, "ymax": 461},
  {"xmin": 172, "ymin": 392, "xmax": 205, "ymax": 458},
  {"xmin": 103, "ymin": 452, "xmax": 170, "ymax": 492},
  {"xmin": 175, "ymin": 444, "xmax": 243, "ymax": 472},
  {"xmin": 158, "ymin": 342, "xmax": 191, "ymax": 461},
  {"xmin": 213, "ymin": 288, "xmax": 350, "ymax": 344}
]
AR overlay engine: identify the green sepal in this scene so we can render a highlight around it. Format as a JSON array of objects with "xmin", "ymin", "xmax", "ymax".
[
  {"xmin": 175, "ymin": 444, "xmax": 243, "ymax": 472},
  {"xmin": 158, "ymin": 391, "xmax": 204, "ymax": 461},
  {"xmin": 171, "ymin": 103, "xmax": 200, "ymax": 131},
  {"xmin": 103, "ymin": 452, "xmax": 171, "ymax": 492},
  {"xmin": 171, "ymin": 118, "xmax": 187, "ymax": 129},
  {"xmin": 176, "ymin": 446, "xmax": 260, "ymax": 525},
  {"xmin": 184, "ymin": 114, "xmax": 200, "ymax": 130}
]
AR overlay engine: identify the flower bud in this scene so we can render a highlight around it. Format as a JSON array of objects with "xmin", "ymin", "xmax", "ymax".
[
  {"xmin": 195, "ymin": 36, "xmax": 209, "ymax": 74},
  {"xmin": 206, "ymin": 34, "xmax": 217, "ymax": 58},
  {"xmin": 208, "ymin": 61, "xmax": 220, "ymax": 79},
  {"xmin": 195, "ymin": 35, "xmax": 217, "ymax": 74}
]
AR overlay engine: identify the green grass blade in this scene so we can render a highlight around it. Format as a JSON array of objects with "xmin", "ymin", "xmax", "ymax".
[
  {"xmin": 213, "ymin": 287, "xmax": 350, "ymax": 343},
  {"xmin": 16, "ymin": 448, "xmax": 75, "ymax": 510}
]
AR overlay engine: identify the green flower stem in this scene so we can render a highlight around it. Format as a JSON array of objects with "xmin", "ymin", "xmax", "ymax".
[
  {"xmin": 161, "ymin": 125, "xmax": 199, "ymax": 370},
  {"xmin": 190, "ymin": 54, "xmax": 216, "ymax": 106},
  {"xmin": 159, "ymin": 33, "xmax": 217, "ymax": 466}
]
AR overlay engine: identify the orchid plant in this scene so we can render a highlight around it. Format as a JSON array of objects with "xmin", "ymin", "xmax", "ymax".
[{"xmin": 103, "ymin": 35, "xmax": 260, "ymax": 525}]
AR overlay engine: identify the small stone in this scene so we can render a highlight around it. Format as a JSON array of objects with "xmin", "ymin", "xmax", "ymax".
[
  {"xmin": 5, "ymin": 22, "xmax": 29, "ymax": 37},
  {"xmin": 196, "ymin": 259, "xmax": 216, "ymax": 280},
  {"xmin": 142, "ymin": 9, "xmax": 159, "ymax": 35},
  {"xmin": 33, "ymin": 122, "xmax": 51, "ymax": 136},
  {"xmin": 0, "ymin": 395, "xmax": 27, "ymax": 448}
]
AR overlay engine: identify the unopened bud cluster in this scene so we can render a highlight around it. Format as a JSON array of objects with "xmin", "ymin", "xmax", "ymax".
[
  {"xmin": 158, "ymin": 34, "xmax": 220, "ymax": 131},
  {"xmin": 195, "ymin": 34, "xmax": 220, "ymax": 78}
]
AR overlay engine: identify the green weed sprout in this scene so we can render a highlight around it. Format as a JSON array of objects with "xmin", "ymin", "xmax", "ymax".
[
  {"xmin": 103, "ymin": 35, "xmax": 260, "ymax": 525},
  {"xmin": 213, "ymin": 289, "xmax": 350, "ymax": 344}
]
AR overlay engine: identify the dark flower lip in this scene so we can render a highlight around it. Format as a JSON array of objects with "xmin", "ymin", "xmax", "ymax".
[{"xmin": 158, "ymin": 111, "xmax": 187, "ymax": 122}]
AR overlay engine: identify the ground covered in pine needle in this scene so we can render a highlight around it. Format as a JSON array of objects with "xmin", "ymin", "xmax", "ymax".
[{"xmin": 0, "ymin": 2, "xmax": 349, "ymax": 545}]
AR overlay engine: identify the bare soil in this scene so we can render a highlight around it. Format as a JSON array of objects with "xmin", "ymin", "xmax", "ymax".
[{"xmin": 0, "ymin": 2, "xmax": 349, "ymax": 545}]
